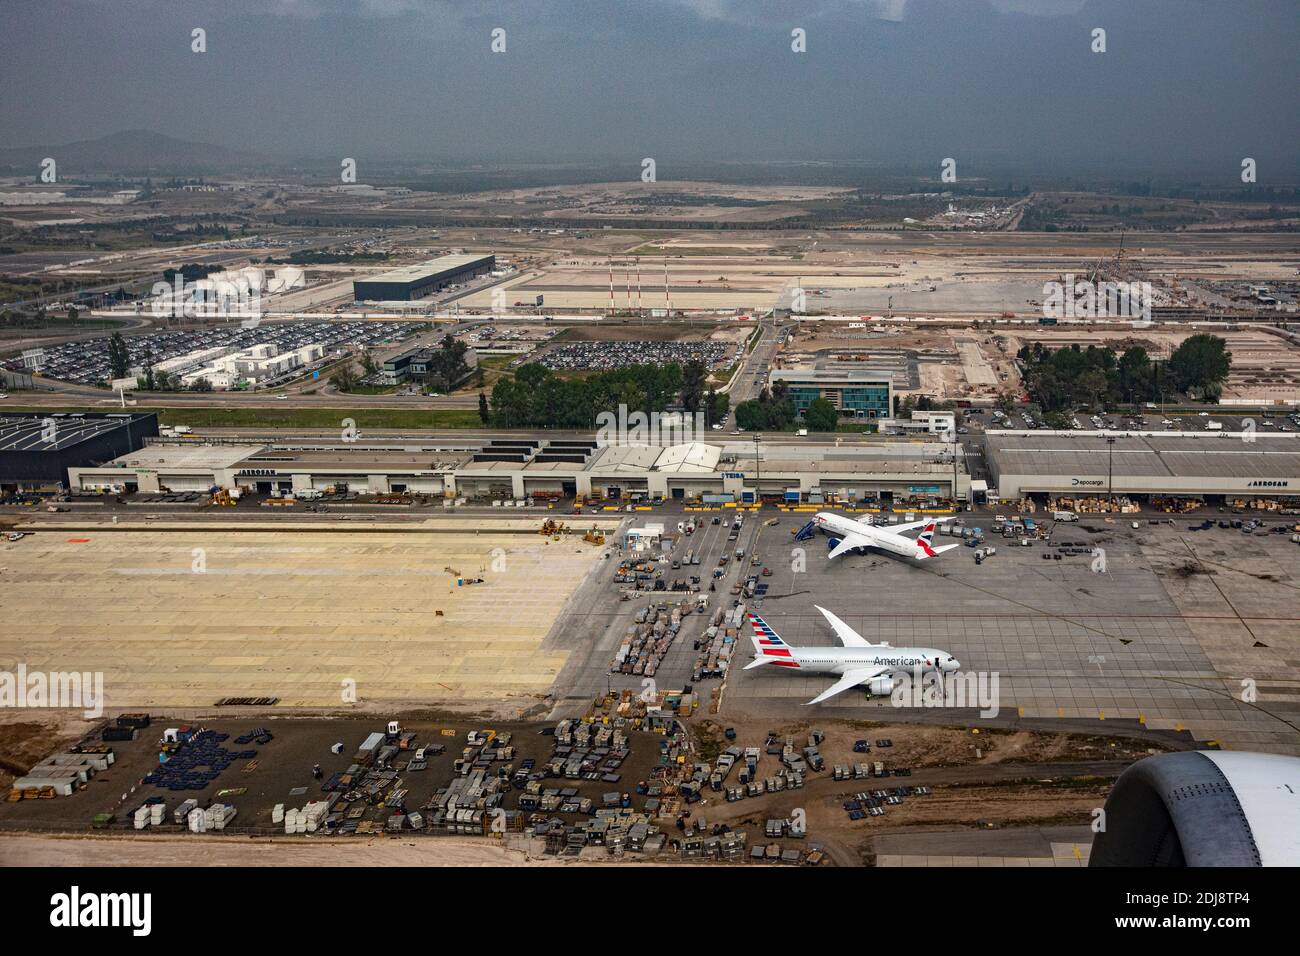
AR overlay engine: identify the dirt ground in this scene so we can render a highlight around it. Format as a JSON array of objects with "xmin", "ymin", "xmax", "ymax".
[
  {"xmin": 0, "ymin": 715, "xmax": 100, "ymax": 792},
  {"xmin": 686, "ymin": 715, "xmax": 1164, "ymax": 864},
  {"xmin": 0, "ymin": 707, "xmax": 1167, "ymax": 867},
  {"xmin": 0, "ymin": 832, "xmax": 580, "ymax": 867}
]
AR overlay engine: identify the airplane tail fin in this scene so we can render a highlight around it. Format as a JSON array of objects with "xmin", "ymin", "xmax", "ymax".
[
  {"xmin": 915, "ymin": 521, "xmax": 963, "ymax": 559},
  {"xmin": 747, "ymin": 613, "xmax": 799, "ymax": 668},
  {"xmin": 916, "ymin": 540, "xmax": 959, "ymax": 559}
]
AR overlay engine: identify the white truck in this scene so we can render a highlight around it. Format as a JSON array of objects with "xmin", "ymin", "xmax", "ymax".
[{"xmin": 1052, "ymin": 510, "xmax": 1078, "ymax": 522}]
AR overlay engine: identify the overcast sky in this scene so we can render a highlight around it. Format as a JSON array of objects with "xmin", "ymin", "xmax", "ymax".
[{"xmin": 2, "ymin": 0, "xmax": 1297, "ymax": 178}]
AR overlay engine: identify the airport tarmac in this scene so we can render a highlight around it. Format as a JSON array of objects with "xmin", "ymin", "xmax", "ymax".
[{"xmin": 546, "ymin": 511, "xmax": 1300, "ymax": 755}]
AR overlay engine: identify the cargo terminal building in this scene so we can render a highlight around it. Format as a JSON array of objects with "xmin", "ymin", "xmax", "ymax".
[
  {"xmin": 352, "ymin": 254, "xmax": 496, "ymax": 302},
  {"xmin": 986, "ymin": 432, "xmax": 1300, "ymax": 504},
  {"xmin": 67, "ymin": 437, "xmax": 970, "ymax": 506},
  {"xmin": 0, "ymin": 412, "xmax": 158, "ymax": 493}
]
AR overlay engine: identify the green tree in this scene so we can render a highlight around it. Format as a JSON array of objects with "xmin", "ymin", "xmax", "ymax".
[
  {"xmin": 418, "ymin": 335, "xmax": 470, "ymax": 393},
  {"xmin": 707, "ymin": 389, "xmax": 729, "ymax": 426},
  {"xmin": 331, "ymin": 364, "xmax": 360, "ymax": 393},
  {"xmin": 1168, "ymin": 334, "xmax": 1231, "ymax": 396},
  {"xmin": 1117, "ymin": 347, "xmax": 1154, "ymax": 403},
  {"xmin": 680, "ymin": 360, "xmax": 708, "ymax": 414},
  {"xmin": 734, "ymin": 400, "xmax": 766, "ymax": 431},
  {"xmin": 803, "ymin": 397, "xmax": 839, "ymax": 432},
  {"xmin": 478, "ymin": 390, "xmax": 490, "ymax": 425},
  {"xmin": 107, "ymin": 332, "xmax": 131, "ymax": 380}
]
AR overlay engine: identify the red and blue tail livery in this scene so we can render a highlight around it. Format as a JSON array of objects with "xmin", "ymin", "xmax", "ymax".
[{"xmin": 748, "ymin": 613, "xmax": 800, "ymax": 668}]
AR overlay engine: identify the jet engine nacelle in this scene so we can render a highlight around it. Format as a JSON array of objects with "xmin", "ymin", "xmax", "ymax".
[{"xmin": 867, "ymin": 676, "xmax": 895, "ymax": 697}]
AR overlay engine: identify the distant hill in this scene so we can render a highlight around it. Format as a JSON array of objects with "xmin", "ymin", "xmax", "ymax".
[{"xmin": 0, "ymin": 130, "xmax": 265, "ymax": 176}]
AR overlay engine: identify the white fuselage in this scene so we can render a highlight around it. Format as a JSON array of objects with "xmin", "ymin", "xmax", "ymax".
[
  {"xmin": 784, "ymin": 645, "xmax": 955, "ymax": 677},
  {"xmin": 813, "ymin": 511, "xmax": 919, "ymax": 559}
]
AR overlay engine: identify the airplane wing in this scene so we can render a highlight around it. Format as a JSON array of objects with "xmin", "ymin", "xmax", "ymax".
[
  {"xmin": 806, "ymin": 666, "xmax": 891, "ymax": 706},
  {"xmin": 827, "ymin": 532, "xmax": 873, "ymax": 560},
  {"xmin": 893, "ymin": 516, "xmax": 953, "ymax": 533},
  {"xmin": 814, "ymin": 605, "xmax": 870, "ymax": 647}
]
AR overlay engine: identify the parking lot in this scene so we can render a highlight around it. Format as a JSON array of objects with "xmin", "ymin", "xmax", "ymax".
[
  {"xmin": 538, "ymin": 339, "xmax": 737, "ymax": 373},
  {"xmin": 5, "ymin": 321, "xmax": 416, "ymax": 386}
]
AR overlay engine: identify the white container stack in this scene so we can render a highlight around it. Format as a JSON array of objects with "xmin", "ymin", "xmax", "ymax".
[
  {"xmin": 205, "ymin": 803, "xmax": 237, "ymax": 830},
  {"xmin": 283, "ymin": 800, "xmax": 329, "ymax": 833}
]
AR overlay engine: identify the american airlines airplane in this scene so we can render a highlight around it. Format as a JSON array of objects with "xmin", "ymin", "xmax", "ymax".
[
  {"xmin": 812, "ymin": 510, "xmax": 959, "ymax": 562},
  {"xmin": 745, "ymin": 605, "xmax": 960, "ymax": 705}
]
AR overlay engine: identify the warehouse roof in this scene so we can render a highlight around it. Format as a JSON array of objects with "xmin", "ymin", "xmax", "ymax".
[
  {"xmin": 359, "ymin": 254, "xmax": 494, "ymax": 287},
  {"xmin": 588, "ymin": 445, "xmax": 664, "ymax": 473},
  {"xmin": 237, "ymin": 449, "xmax": 468, "ymax": 472},
  {"xmin": 0, "ymin": 414, "xmax": 143, "ymax": 452},
  {"xmin": 110, "ymin": 444, "xmax": 261, "ymax": 471},
  {"xmin": 653, "ymin": 442, "xmax": 721, "ymax": 474},
  {"xmin": 986, "ymin": 432, "xmax": 1300, "ymax": 481}
]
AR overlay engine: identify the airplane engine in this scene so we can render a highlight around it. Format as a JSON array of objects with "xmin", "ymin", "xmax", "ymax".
[
  {"xmin": 866, "ymin": 676, "xmax": 894, "ymax": 697},
  {"xmin": 1090, "ymin": 751, "xmax": 1300, "ymax": 866},
  {"xmin": 827, "ymin": 536, "xmax": 842, "ymax": 551}
]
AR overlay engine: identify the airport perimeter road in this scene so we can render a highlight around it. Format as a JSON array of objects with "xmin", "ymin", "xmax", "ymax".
[
  {"xmin": 726, "ymin": 318, "xmax": 785, "ymax": 405},
  {"xmin": 0, "ymin": 386, "xmax": 481, "ymax": 410}
]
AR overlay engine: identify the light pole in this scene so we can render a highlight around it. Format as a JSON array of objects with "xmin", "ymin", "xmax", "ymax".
[
  {"xmin": 1106, "ymin": 436, "xmax": 1116, "ymax": 512},
  {"xmin": 952, "ymin": 426, "xmax": 960, "ymax": 512},
  {"xmin": 753, "ymin": 433, "xmax": 762, "ymax": 508}
]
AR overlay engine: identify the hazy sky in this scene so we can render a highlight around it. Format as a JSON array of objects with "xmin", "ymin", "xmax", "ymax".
[{"xmin": 2, "ymin": 0, "xmax": 1297, "ymax": 177}]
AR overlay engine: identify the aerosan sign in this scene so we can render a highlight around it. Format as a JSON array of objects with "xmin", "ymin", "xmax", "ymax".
[{"xmin": 1246, "ymin": 480, "xmax": 1289, "ymax": 488}]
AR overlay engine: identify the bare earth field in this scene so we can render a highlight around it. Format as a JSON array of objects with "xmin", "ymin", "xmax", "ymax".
[
  {"xmin": 0, "ymin": 520, "xmax": 609, "ymax": 711},
  {"xmin": 0, "ymin": 833, "xmax": 572, "ymax": 867}
]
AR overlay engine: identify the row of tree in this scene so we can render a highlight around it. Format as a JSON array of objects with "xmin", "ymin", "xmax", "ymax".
[
  {"xmin": 486, "ymin": 360, "xmax": 727, "ymax": 429},
  {"xmin": 734, "ymin": 381, "xmax": 797, "ymax": 431},
  {"xmin": 1018, "ymin": 334, "xmax": 1232, "ymax": 412}
]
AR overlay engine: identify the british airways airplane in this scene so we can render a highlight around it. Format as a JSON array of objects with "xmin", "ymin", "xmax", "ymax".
[
  {"xmin": 745, "ymin": 606, "xmax": 960, "ymax": 705},
  {"xmin": 812, "ymin": 510, "xmax": 959, "ymax": 562}
]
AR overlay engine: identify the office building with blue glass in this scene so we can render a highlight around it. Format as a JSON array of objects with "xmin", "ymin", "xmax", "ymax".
[{"xmin": 768, "ymin": 369, "xmax": 893, "ymax": 420}]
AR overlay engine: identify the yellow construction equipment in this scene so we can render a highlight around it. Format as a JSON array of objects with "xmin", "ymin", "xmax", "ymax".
[
  {"xmin": 583, "ymin": 528, "xmax": 606, "ymax": 545},
  {"xmin": 539, "ymin": 519, "xmax": 567, "ymax": 536}
]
